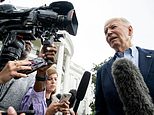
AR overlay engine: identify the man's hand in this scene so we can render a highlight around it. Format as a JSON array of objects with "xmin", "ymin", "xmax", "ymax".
[
  {"xmin": 0, "ymin": 60, "xmax": 32, "ymax": 84},
  {"xmin": 34, "ymin": 44, "xmax": 57, "ymax": 92},
  {"xmin": 37, "ymin": 44, "xmax": 57, "ymax": 76}
]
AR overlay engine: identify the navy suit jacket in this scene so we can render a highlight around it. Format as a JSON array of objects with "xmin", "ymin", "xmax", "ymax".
[{"xmin": 95, "ymin": 47, "xmax": 154, "ymax": 115}]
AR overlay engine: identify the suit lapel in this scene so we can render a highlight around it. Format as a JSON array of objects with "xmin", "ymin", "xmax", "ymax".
[
  {"xmin": 105, "ymin": 48, "xmax": 154, "ymax": 84},
  {"xmin": 138, "ymin": 48, "xmax": 154, "ymax": 80},
  {"xmin": 106, "ymin": 58, "xmax": 115, "ymax": 85}
]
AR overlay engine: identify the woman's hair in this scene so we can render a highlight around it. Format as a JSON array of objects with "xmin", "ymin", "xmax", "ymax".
[{"xmin": 46, "ymin": 66, "xmax": 58, "ymax": 77}]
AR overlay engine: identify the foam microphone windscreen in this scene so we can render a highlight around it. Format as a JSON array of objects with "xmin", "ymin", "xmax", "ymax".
[
  {"xmin": 73, "ymin": 71, "xmax": 91, "ymax": 113},
  {"xmin": 112, "ymin": 58, "xmax": 154, "ymax": 115}
]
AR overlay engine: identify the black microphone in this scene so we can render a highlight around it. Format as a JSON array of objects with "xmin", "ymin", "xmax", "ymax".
[
  {"xmin": 73, "ymin": 71, "xmax": 91, "ymax": 113},
  {"xmin": 112, "ymin": 58, "xmax": 154, "ymax": 114}
]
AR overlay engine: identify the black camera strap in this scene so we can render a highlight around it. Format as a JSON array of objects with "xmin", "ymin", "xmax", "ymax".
[{"xmin": 0, "ymin": 79, "xmax": 14, "ymax": 101}]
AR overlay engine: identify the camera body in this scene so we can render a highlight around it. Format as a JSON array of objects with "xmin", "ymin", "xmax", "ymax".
[{"xmin": 0, "ymin": 1, "xmax": 78, "ymax": 72}]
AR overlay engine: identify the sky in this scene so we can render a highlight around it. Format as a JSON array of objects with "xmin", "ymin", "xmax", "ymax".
[{"xmin": 1, "ymin": 0, "xmax": 154, "ymax": 71}]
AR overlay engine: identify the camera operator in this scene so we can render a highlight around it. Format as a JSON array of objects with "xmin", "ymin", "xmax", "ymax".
[
  {"xmin": 0, "ymin": 42, "xmax": 57, "ymax": 114},
  {"xmin": 20, "ymin": 40, "xmax": 33, "ymax": 60}
]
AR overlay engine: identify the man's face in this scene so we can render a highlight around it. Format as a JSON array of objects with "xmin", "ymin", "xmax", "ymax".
[
  {"xmin": 25, "ymin": 42, "xmax": 32, "ymax": 53},
  {"xmin": 20, "ymin": 41, "xmax": 33, "ymax": 60},
  {"xmin": 104, "ymin": 19, "xmax": 133, "ymax": 51}
]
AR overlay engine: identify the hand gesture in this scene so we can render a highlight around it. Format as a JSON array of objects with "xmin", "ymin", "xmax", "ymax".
[{"xmin": 0, "ymin": 60, "xmax": 31, "ymax": 84}]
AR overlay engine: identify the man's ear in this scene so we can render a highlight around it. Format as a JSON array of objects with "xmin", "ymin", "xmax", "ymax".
[{"xmin": 128, "ymin": 25, "xmax": 133, "ymax": 37}]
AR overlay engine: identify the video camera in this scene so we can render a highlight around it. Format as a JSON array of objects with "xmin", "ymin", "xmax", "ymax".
[{"xmin": 0, "ymin": 1, "xmax": 78, "ymax": 73}]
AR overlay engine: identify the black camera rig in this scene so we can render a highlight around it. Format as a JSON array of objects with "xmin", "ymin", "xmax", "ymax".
[{"xmin": 0, "ymin": 1, "xmax": 78, "ymax": 74}]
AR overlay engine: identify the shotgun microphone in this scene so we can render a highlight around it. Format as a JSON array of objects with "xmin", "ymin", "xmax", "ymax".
[
  {"xmin": 112, "ymin": 58, "xmax": 154, "ymax": 115},
  {"xmin": 73, "ymin": 71, "xmax": 91, "ymax": 113}
]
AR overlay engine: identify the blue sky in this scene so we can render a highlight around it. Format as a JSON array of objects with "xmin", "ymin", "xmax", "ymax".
[{"xmin": 1, "ymin": 0, "xmax": 154, "ymax": 70}]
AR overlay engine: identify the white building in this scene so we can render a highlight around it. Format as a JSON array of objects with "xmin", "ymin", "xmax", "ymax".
[
  {"xmin": 52, "ymin": 32, "xmax": 93, "ymax": 115},
  {"xmin": 32, "ymin": 32, "xmax": 94, "ymax": 114}
]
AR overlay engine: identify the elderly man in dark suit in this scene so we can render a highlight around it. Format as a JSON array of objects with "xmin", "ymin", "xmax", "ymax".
[{"xmin": 95, "ymin": 17, "xmax": 154, "ymax": 115}]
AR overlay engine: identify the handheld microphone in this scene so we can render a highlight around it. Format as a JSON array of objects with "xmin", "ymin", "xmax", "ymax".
[
  {"xmin": 112, "ymin": 58, "xmax": 154, "ymax": 114},
  {"xmin": 73, "ymin": 71, "xmax": 91, "ymax": 113}
]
